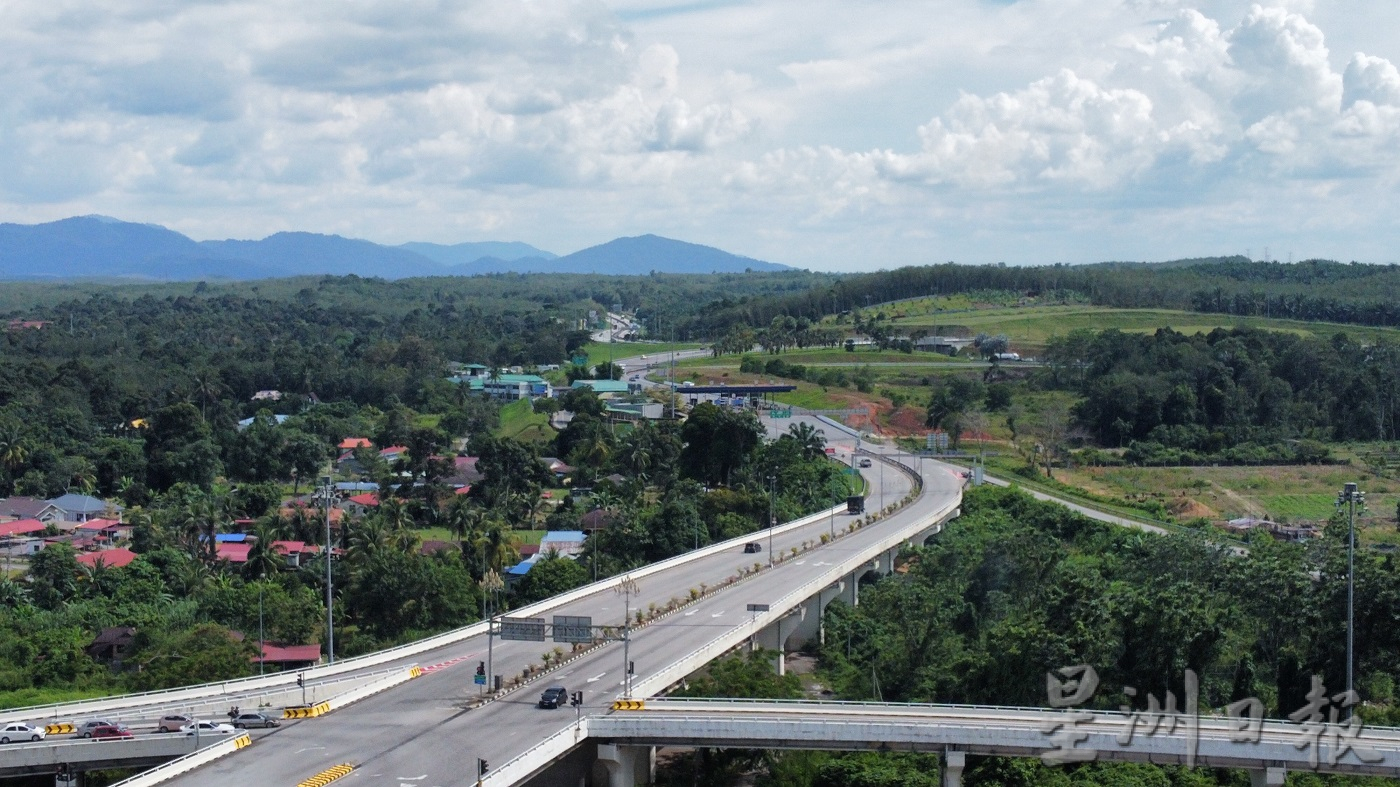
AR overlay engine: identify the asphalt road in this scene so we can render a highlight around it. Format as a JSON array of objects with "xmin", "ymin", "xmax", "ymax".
[{"xmin": 165, "ymin": 424, "xmax": 961, "ymax": 786}]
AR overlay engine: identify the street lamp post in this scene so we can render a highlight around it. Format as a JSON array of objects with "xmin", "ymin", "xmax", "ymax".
[
  {"xmin": 1337, "ymin": 482, "xmax": 1365, "ymax": 713},
  {"xmin": 322, "ymin": 475, "xmax": 334, "ymax": 665},
  {"xmin": 258, "ymin": 574, "xmax": 266, "ymax": 676},
  {"xmin": 616, "ymin": 575, "xmax": 639, "ymax": 697},
  {"xmin": 767, "ymin": 475, "xmax": 777, "ymax": 566},
  {"xmin": 481, "ymin": 568, "xmax": 503, "ymax": 693}
]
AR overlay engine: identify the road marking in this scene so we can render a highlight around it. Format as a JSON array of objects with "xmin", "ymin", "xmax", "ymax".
[
  {"xmin": 711, "ymin": 611, "xmax": 725, "ymax": 618},
  {"xmin": 683, "ymin": 610, "xmax": 696, "ymax": 616},
  {"xmin": 295, "ymin": 746, "xmax": 326, "ymax": 754},
  {"xmin": 587, "ymin": 672, "xmax": 607, "ymax": 683},
  {"xmin": 794, "ymin": 560, "xmax": 806, "ymax": 565}
]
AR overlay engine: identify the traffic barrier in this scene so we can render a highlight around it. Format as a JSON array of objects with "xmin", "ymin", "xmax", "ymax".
[
  {"xmin": 106, "ymin": 731, "xmax": 251, "ymax": 787},
  {"xmin": 297, "ymin": 763, "xmax": 355, "ymax": 787},
  {"xmin": 611, "ymin": 700, "xmax": 645, "ymax": 711},
  {"xmin": 409, "ymin": 665, "xmax": 424, "ymax": 678},
  {"xmin": 45, "ymin": 723, "xmax": 76, "ymax": 735},
  {"xmin": 282, "ymin": 702, "xmax": 330, "ymax": 719}
]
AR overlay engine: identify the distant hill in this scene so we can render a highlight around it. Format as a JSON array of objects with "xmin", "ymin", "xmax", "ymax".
[
  {"xmin": 399, "ymin": 241, "xmax": 557, "ymax": 266},
  {"xmin": 464, "ymin": 234, "xmax": 788, "ymax": 275},
  {"xmin": 0, "ymin": 217, "xmax": 789, "ymax": 280},
  {"xmin": 202, "ymin": 232, "xmax": 436, "ymax": 279}
]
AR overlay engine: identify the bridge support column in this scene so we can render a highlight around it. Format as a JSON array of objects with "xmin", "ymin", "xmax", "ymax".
[
  {"xmin": 596, "ymin": 743, "xmax": 653, "ymax": 787},
  {"xmin": 1248, "ymin": 767, "xmax": 1285, "ymax": 787},
  {"xmin": 751, "ymin": 611, "xmax": 798, "ymax": 675},
  {"xmin": 942, "ymin": 750, "xmax": 965, "ymax": 787}
]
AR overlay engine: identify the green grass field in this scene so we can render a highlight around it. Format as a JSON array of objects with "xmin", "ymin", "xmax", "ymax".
[
  {"xmin": 892, "ymin": 305, "xmax": 1400, "ymax": 353},
  {"xmin": 496, "ymin": 399, "xmax": 554, "ymax": 443},
  {"xmin": 573, "ymin": 341, "xmax": 703, "ymax": 366},
  {"xmin": 415, "ymin": 527, "xmax": 546, "ymax": 545}
]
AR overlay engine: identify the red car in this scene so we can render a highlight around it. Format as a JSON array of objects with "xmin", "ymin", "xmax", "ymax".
[{"xmin": 89, "ymin": 726, "xmax": 133, "ymax": 740}]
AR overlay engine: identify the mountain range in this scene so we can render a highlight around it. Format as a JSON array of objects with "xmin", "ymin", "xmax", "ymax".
[{"xmin": 0, "ymin": 216, "xmax": 789, "ymax": 280}]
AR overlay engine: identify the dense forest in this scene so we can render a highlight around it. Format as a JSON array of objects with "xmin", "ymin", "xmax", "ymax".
[
  {"xmin": 1041, "ymin": 326, "xmax": 1400, "ymax": 463},
  {"xmin": 665, "ymin": 486, "xmax": 1400, "ymax": 787}
]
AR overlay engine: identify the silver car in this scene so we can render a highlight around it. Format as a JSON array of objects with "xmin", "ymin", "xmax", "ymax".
[
  {"xmin": 232, "ymin": 712, "xmax": 280, "ymax": 729},
  {"xmin": 75, "ymin": 720, "xmax": 118, "ymax": 738}
]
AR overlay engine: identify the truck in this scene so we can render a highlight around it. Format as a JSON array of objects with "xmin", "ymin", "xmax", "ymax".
[{"xmin": 847, "ymin": 495, "xmax": 865, "ymax": 514}]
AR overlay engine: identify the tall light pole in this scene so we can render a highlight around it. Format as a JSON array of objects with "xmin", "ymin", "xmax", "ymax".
[
  {"xmin": 767, "ymin": 475, "xmax": 777, "ymax": 566},
  {"xmin": 322, "ymin": 475, "xmax": 335, "ymax": 665},
  {"xmin": 616, "ymin": 575, "xmax": 639, "ymax": 697},
  {"xmin": 1337, "ymin": 482, "xmax": 1365, "ymax": 712},
  {"xmin": 258, "ymin": 573, "xmax": 266, "ymax": 676},
  {"xmin": 482, "ymin": 569, "xmax": 503, "ymax": 693}
]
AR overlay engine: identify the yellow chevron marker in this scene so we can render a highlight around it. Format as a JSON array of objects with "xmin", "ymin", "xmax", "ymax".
[
  {"xmin": 409, "ymin": 665, "xmax": 424, "ymax": 678},
  {"xmin": 45, "ymin": 723, "xmax": 76, "ymax": 735},
  {"xmin": 296, "ymin": 763, "xmax": 355, "ymax": 787},
  {"xmin": 233, "ymin": 734, "xmax": 252, "ymax": 750},
  {"xmin": 282, "ymin": 701, "xmax": 331, "ymax": 719},
  {"xmin": 611, "ymin": 700, "xmax": 645, "ymax": 711}
]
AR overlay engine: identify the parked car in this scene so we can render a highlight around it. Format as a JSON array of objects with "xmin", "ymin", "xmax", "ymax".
[
  {"xmin": 231, "ymin": 712, "xmax": 280, "ymax": 729},
  {"xmin": 743, "ymin": 542, "xmax": 762, "ymax": 553},
  {"xmin": 75, "ymin": 720, "xmax": 118, "ymax": 738},
  {"xmin": 538, "ymin": 686, "xmax": 568, "ymax": 709},
  {"xmin": 89, "ymin": 725, "xmax": 133, "ymax": 740},
  {"xmin": 0, "ymin": 723, "xmax": 45, "ymax": 743},
  {"xmin": 157, "ymin": 714, "xmax": 193, "ymax": 733},
  {"xmin": 181, "ymin": 721, "xmax": 237, "ymax": 735}
]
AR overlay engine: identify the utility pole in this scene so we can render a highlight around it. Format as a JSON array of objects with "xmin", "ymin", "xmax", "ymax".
[
  {"xmin": 767, "ymin": 475, "xmax": 777, "ymax": 566},
  {"xmin": 1337, "ymin": 482, "xmax": 1365, "ymax": 717},
  {"xmin": 322, "ymin": 476, "xmax": 335, "ymax": 665}
]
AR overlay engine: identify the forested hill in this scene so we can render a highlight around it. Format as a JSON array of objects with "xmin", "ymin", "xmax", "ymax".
[
  {"xmin": 682, "ymin": 258, "xmax": 1400, "ymax": 335},
  {"xmin": 0, "ymin": 217, "xmax": 788, "ymax": 280}
]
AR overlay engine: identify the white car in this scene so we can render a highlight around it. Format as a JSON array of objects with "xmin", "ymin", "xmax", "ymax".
[
  {"xmin": 0, "ymin": 722, "xmax": 45, "ymax": 743},
  {"xmin": 181, "ymin": 721, "xmax": 237, "ymax": 736}
]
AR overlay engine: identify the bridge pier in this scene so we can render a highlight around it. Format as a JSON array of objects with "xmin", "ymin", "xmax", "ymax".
[
  {"xmin": 1248, "ymin": 766, "xmax": 1286, "ymax": 787},
  {"xmin": 595, "ymin": 743, "xmax": 654, "ymax": 787},
  {"xmin": 942, "ymin": 750, "xmax": 965, "ymax": 787}
]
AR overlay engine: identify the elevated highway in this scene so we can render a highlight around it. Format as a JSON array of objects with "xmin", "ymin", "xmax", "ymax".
[
  {"xmin": 577, "ymin": 698, "xmax": 1400, "ymax": 787},
  {"xmin": 148, "ymin": 430, "xmax": 957, "ymax": 786}
]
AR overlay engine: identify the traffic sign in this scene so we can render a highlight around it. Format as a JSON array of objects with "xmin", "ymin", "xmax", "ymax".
[
  {"xmin": 499, "ymin": 617, "xmax": 547, "ymax": 642},
  {"xmin": 553, "ymin": 615, "xmax": 593, "ymax": 644}
]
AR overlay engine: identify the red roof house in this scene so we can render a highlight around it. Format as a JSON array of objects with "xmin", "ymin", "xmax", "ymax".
[
  {"xmin": 0, "ymin": 519, "xmax": 46, "ymax": 538},
  {"xmin": 255, "ymin": 643, "xmax": 322, "ymax": 667},
  {"xmin": 338, "ymin": 437, "xmax": 373, "ymax": 450},
  {"xmin": 216, "ymin": 542, "xmax": 252, "ymax": 563},
  {"xmin": 77, "ymin": 547, "xmax": 138, "ymax": 569}
]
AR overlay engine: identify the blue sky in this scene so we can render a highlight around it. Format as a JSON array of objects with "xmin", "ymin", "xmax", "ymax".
[{"xmin": 2, "ymin": 1, "xmax": 1398, "ymax": 270}]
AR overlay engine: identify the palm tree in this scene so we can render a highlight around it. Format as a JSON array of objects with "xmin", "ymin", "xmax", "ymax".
[
  {"xmin": 446, "ymin": 498, "xmax": 486, "ymax": 568},
  {"xmin": 0, "ymin": 425, "xmax": 28, "ymax": 472},
  {"xmin": 787, "ymin": 422, "xmax": 827, "ymax": 461},
  {"xmin": 347, "ymin": 519, "xmax": 390, "ymax": 567},
  {"xmin": 480, "ymin": 519, "xmax": 520, "ymax": 575},
  {"xmin": 244, "ymin": 523, "xmax": 286, "ymax": 579}
]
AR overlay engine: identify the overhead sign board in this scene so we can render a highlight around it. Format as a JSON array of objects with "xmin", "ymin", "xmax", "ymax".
[
  {"xmin": 746, "ymin": 603, "xmax": 770, "ymax": 613},
  {"xmin": 553, "ymin": 615, "xmax": 593, "ymax": 644},
  {"xmin": 499, "ymin": 617, "xmax": 547, "ymax": 642}
]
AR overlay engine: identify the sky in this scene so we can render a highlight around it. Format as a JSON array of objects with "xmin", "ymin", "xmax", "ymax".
[{"xmin": 2, "ymin": 1, "xmax": 1398, "ymax": 271}]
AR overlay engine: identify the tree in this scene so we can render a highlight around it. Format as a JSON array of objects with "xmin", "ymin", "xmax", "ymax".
[
  {"xmin": 679, "ymin": 403, "xmax": 763, "ymax": 486},
  {"xmin": 514, "ymin": 555, "xmax": 590, "ymax": 604},
  {"xmin": 145, "ymin": 403, "xmax": 220, "ymax": 491},
  {"xmin": 27, "ymin": 543, "xmax": 79, "ymax": 609},
  {"xmin": 128, "ymin": 623, "xmax": 258, "ymax": 691}
]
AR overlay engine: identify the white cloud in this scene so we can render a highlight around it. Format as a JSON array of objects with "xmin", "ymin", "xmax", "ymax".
[{"xmin": 0, "ymin": 0, "xmax": 1398, "ymax": 268}]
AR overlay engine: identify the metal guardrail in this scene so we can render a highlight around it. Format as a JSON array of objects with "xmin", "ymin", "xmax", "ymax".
[{"xmin": 4, "ymin": 500, "xmax": 852, "ymax": 722}]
